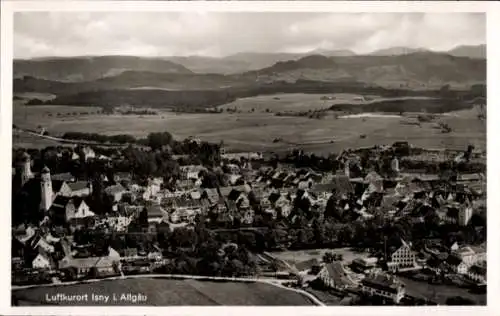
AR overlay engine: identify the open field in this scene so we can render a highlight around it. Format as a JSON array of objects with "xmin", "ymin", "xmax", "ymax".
[
  {"xmin": 14, "ymin": 92, "xmax": 57, "ymax": 101},
  {"xmin": 270, "ymin": 248, "xmax": 371, "ymax": 266},
  {"xmin": 217, "ymin": 93, "xmax": 436, "ymax": 112},
  {"xmin": 13, "ymin": 104, "xmax": 485, "ymax": 154},
  {"xmin": 398, "ymin": 276, "xmax": 486, "ymax": 305},
  {"xmin": 12, "ymin": 278, "xmax": 316, "ymax": 306}
]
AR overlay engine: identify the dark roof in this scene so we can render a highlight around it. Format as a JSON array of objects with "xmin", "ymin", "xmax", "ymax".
[
  {"xmin": 146, "ymin": 205, "xmax": 166, "ymax": 218},
  {"xmin": 50, "ymin": 195, "xmax": 72, "ymax": 210},
  {"xmin": 325, "ymin": 262, "xmax": 355, "ymax": 287},
  {"xmin": 268, "ymin": 192, "xmax": 281, "ymax": 204},
  {"xmin": 50, "ymin": 196, "xmax": 86, "ymax": 211},
  {"xmin": 361, "ymin": 273, "xmax": 404, "ymax": 294},
  {"xmin": 68, "ymin": 181, "xmax": 89, "ymax": 191},
  {"xmin": 446, "ymin": 254, "xmax": 463, "ymax": 266},
  {"xmin": 312, "ymin": 175, "xmax": 353, "ymax": 196},
  {"xmin": 446, "ymin": 207, "xmax": 459, "ymax": 218},
  {"xmin": 51, "ymin": 172, "xmax": 74, "ymax": 182},
  {"xmin": 52, "ymin": 180, "xmax": 66, "ymax": 193},
  {"xmin": 469, "ymin": 265, "xmax": 486, "ymax": 276}
]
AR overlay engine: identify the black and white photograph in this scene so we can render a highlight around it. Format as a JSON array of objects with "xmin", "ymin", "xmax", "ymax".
[{"xmin": 3, "ymin": 2, "xmax": 493, "ymax": 310}]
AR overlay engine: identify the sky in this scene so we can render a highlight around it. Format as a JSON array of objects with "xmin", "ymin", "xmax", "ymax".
[{"xmin": 14, "ymin": 12, "xmax": 486, "ymax": 59}]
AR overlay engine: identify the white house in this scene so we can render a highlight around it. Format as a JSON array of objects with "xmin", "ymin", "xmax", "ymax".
[
  {"xmin": 361, "ymin": 272, "xmax": 406, "ymax": 304},
  {"xmin": 388, "ymin": 239, "xmax": 416, "ymax": 272},
  {"xmin": 32, "ymin": 252, "xmax": 53, "ymax": 270}
]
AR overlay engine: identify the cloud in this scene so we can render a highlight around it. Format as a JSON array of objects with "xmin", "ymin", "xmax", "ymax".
[{"xmin": 14, "ymin": 12, "xmax": 485, "ymax": 58}]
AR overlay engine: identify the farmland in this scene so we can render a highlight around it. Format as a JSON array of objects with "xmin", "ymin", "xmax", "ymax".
[
  {"xmin": 269, "ymin": 247, "xmax": 370, "ymax": 266},
  {"xmin": 13, "ymin": 95, "xmax": 486, "ymax": 154},
  {"xmin": 12, "ymin": 278, "xmax": 316, "ymax": 306},
  {"xmin": 218, "ymin": 93, "xmax": 436, "ymax": 112}
]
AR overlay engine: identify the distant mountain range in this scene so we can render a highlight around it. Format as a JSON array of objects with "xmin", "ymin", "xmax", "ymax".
[
  {"xmin": 14, "ymin": 48, "xmax": 486, "ymax": 96},
  {"xmin": 15, "ymin": 44, "xmax": 485, "ymax": 79}
]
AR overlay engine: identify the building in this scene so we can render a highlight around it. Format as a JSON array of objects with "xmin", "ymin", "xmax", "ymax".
[
  {"xmin": 317, "ymin": 262, "xmax": 356, "ymax": 290},
  {"xmin": 467, "ymin": 263, "xmax": 486, "ymax": 284},
  {"xmin": 49, "ymin": 196, "xmax": 95, "ymax": 224},
  {"xmin": 146, "ymin": 204, "xmax": 168, "ymax": 223},
  {"xmin": 40, "ymin": 166, "xmax": 53, "ymax": 212},
  {"xmin": 16, "ymin": 152, "xmax": 33, "ymax": 188},
  {"xmin": 32, "ymin": 251, "xmax": 54, "ymax": 270},
  {"xmin": 105, "ymin": 184, "xmax": 127, "ymax": 203},
  {"xmin": 65, "ymin": 181, "xmax": 92, "ymax": 197},
  {"xmin": 58, "ymin": 255, "xmax": 119, "ymax": 279},
  {"xmin": 387, "ymin": 239, "xmax": 416, "ymax": 272},
  {"xmin": 458, "ymin": 204, "xmax": 474, "ymax": 226},
  {"xmin": 51, "ymin": 172, "xmax": 75, "ymax": 182},
  {"xmin": 452, "ymin": 245, "xmax": 485, "ymax": 267},
  {"xmin": 361, "ymin": 273, "xmax": 406, "ymax": 304},
  {"xmin": 180, "ymin": 165, "xmax": 205, "ymax": 180},
  {"xmin": 351, "ymin": 257, "xmax": 378, "ymax": 273},
  {"xmin": 446, "ymin": 254, "xmax": 468, "ymax": 274}
]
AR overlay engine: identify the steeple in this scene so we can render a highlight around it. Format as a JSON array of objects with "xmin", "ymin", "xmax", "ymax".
[
  {"xmin": 40, "ymin": 166, "xmax": 53, "ymax": 212},
  {"xmin": 18, "ymin": 152, "xmax": 33, "ymax": 187}
]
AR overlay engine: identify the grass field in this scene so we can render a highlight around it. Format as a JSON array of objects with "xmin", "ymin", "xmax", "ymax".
[
  {"xmin": 217, "ymin": 93, "xmax": 435, "ymax": 113},
  {"xmin": 12, "ymin": 278, "xmax": 316, "ymax": 306},
  {"xmin": 270, "ymin": 248, "xmax": 370, "ymax": 266},
  {"xmin": 13, "ymin": 98, "xmax": 485, "ymax": 154},
  {"xmin": 398, "ymin": 276, "xmax": 486, "ymax": 305}
]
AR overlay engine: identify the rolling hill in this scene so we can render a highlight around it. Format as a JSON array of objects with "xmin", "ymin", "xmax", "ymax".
[
  {"xmin": 446, "ymin": 44, "xmax": 486, "ymax": 59},
  {"xmin": 368, "ymin": 47, "xmax": 429, "ymax": 56},
  {"xmin": 14, "ymin": 56, "xmax": 193, "ymax": 82},
  {"xmin": 246, "ymin": 52, "xmax": 486, "ymax": 87},
  {"xmin": 13, "ymin": 50, "xmax": 486, "ymax": 111}
]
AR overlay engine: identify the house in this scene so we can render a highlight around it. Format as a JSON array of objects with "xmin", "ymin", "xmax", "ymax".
[
  {"xmin": 180, "ymin": 165, "xmax": 205, "ymax": 180},
  {"xmin": 105, "ymin": 184, "xmax": 127, "ymax": 203},
  {"xmin": 458, "ymin": 204, "xmax": 474, "ymax": 226},
  {"xmin": 452, "ymin": 245, "xmax": 484, "ymax": 266},
  {"xmin": 360, "ymin": 272, "xmax": 406, "ymax": 304},
  {"xmin": 65, "ymin": 181, "xmax": 92, "ymax": 197},
  {"xmin": 317, "ymin": 262, "xmax": 356, "ymax": 290},
  {"xmin": 78, "ymin": 146, "xmax": 96, "ymax": 161},
  {"xmin": 107, "ymin": 215, "xmax": 133, "ymax": 232},
  {"xmin": 49, "ymin": 196, "xmax": 94, "ymax": 224},
  {"xmin": 51, "ymin": 173, "xmax": 75, "ymax": 182},
  {"xmin": 113, "ymin": 172, "xmax": 132, "ymax": 183},
  {"xmin": 146, "ymin": 204, "xmax": 168, "ymax": 223},
  {"xmin": 446, "ymin": 254, "xmax": 468, "ymax": 274},
  {"xmin": 122, "ymin": 248, "xmax": 139, "ymax": 258},
  {"xmin": 31, "ymin": 235, "xmax": 55, "ymax": 253},
  {"xmin": 387, "ymin": 239, "xmax": 416, "ymax": 272},
  {"xmin": 351, "ymin": 257, "xmax": 378, "ymax": 273},
  {"xmin": 32, "ymin": 251, "xmax": 55, "ymax": 270},
  {"xmin": 58, "ymin": 255, "xmax": 119, "ymax": 279},
  {"xmin": 52, "ymin": 180, "xmax": 73, "ymax": 197},
  {"xmin": 241, "ymin": 209, "xmax": 254, "ymax": 225},
  {"xmin": 467, "ymin": 263, "xmax": 486, "ymax": 283}
]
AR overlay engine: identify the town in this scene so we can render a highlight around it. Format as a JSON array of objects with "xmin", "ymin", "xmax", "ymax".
[{"xmin": 11, "ymin": 133, "xmax": 486, "ymax": 306}]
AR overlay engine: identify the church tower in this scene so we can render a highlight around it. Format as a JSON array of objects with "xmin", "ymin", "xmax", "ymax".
[
  {"xmin": 18, "ymin": 152, "xmax": 33, "ymax": 187},
  {"xmin": 40, "ymin": 166, "xmax": 53, "ymax": 212}
]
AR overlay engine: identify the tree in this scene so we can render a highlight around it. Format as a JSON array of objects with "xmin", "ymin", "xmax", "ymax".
[
  {"xmin": 323, "ymin": 252, "xmax": 335, "ymax": 263},
  {"xmin": 147, "ymin": 132, "xmax": 173, "ymax": 151}
]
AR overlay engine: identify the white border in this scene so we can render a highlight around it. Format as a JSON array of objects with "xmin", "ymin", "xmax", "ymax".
[{"xmin": 1, "ymin": 1, "xmax": 499, "ymax": 315}]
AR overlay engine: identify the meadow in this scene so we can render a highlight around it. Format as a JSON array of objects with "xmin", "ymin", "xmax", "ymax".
[
  {"xmin": 217, "ymin": 93, "xmax": 436, "ymax": 112},
  {"xmin": 13, "ymin": 93, "xmax": 485, "ymax": 154},
  {"xmin": 12, "ymin": 278, "xmax": 316, "ymax": 306}
]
